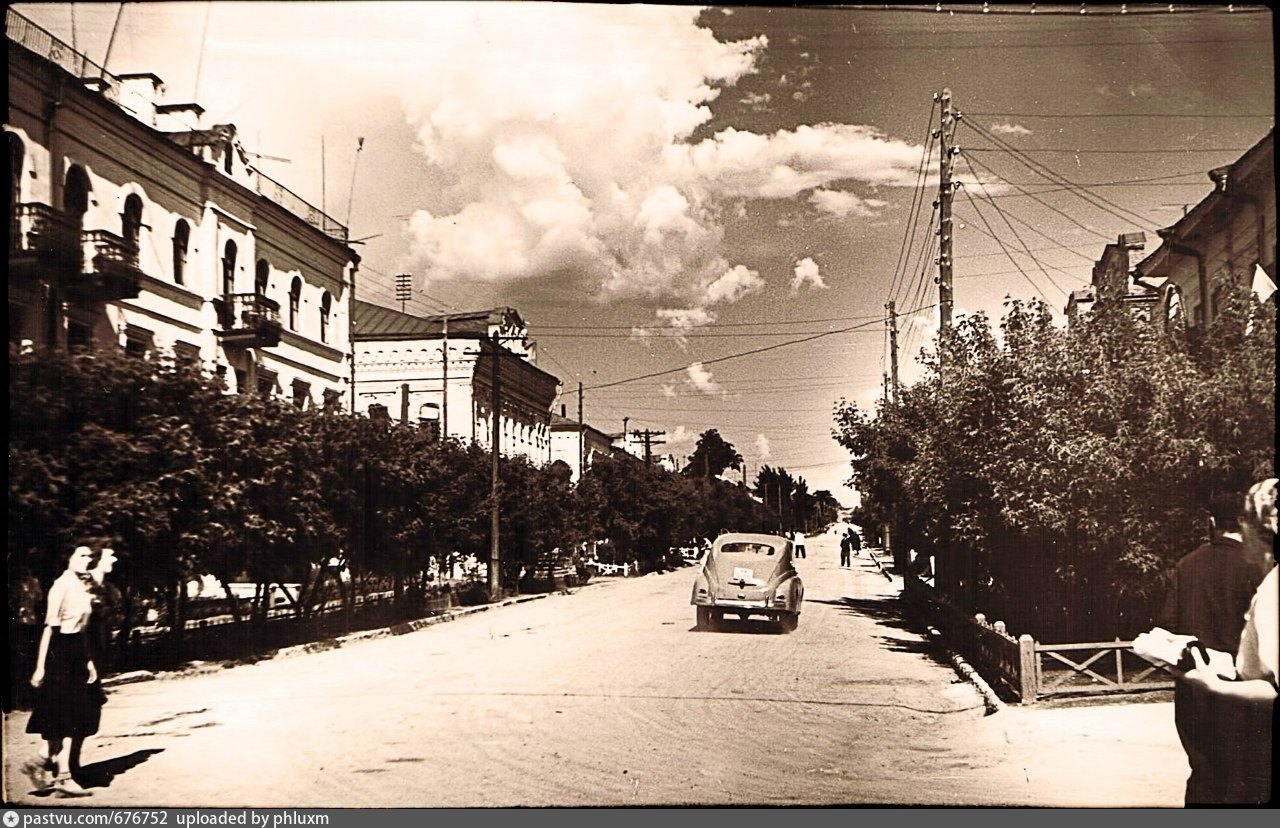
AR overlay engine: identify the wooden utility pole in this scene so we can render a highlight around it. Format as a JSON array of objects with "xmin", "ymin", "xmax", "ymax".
[
  {"xmin": 886, "ymin": 299, "xmax": 900, "ymax": 401},
  {"xmin": 488, "ymin": 332, "xmax": 501, "ymax": 602},
  {"xmin": 936, "ymin": 88, "xmax": 956, "ymax": 333},
  {"xmin": 577, "ymin": 381, "xmax": 585, "ymax": 479},
  {"xmin": 441, "ymin": 316, "xmax": 448, "ymax": 440},
  {"xmin": 635, "ymin": 428, "xmax": 666, "ymax": 465}
]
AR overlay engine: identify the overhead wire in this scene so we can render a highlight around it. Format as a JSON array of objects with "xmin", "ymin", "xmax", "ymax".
[{"xmin": 888, "ymin": 100, "xmax": 939, "ymax": 302}]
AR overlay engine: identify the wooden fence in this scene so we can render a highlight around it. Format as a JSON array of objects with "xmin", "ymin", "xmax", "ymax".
[{"xmin": 903, "ymin": 573, "xmax": 1175, "ymax": 703}]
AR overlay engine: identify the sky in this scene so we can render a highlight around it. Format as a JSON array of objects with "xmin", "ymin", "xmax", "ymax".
[{"xmin": 13, "ymin": 2, "xmax": 1275, "ymax": 506}]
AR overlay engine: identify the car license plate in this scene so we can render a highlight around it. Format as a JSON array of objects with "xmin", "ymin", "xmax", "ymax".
[{"xmin": 733, "ymin": 567, "xmax": 753, "ymax": 581}]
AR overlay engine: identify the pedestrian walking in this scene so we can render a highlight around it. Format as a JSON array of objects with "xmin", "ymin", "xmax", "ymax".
[
  {"xmin": 839, "ymin": 530, "xmax": 852, "ymax": 568},
  {"xmin": 24, "ymin": 542, "xmax": 116, "ymax": 797},
  {"xmin": 1179, "ymin": 478, "xmax": 1277, "ymax": 805},
  {"xmin": 1159, "ymin": 491, "xmax": 1269, "ymax": 805},
  {"xmin": 849, "ymin": 529, "xmax": 862, "ymax": 558},
  {"xmin": 793, "ymin": 531, "xmax": 806, "ymax": 559}
]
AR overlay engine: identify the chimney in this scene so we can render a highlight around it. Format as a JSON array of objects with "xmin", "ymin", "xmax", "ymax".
[
  {"xmin": 156, "ymin": 103, "xmax": 205, "ymax": 132},
  {"xmin": 116, "ymin": 72, "xmax": 165, "ymax": 126}
]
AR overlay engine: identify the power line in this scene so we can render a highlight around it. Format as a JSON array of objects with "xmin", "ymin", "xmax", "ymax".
[
  {"xmin": 963, "ymin": 119, "xmax": 1165, "ymax": 228},
  {"xmin": 534, "ymin": 313, "xmax": 887, "ymax": 330},
  {"xmin": 959, "ymin": 152, "xmax": 1114, "ymax": 240},
  {"xmin": 585, "ymin": 304, "xmax": 937, "ymax": 392},
  {"xmin": 965, "ymin": 111, "xmax": 1274, "ymax": 119},
  {"xmin": 833, "ymin": 5, "xmax": 1269, "ymax": 16},
  {"xmin": 959, "ymin": 190, "xmax": 1056, "ymax": 300},
  {"xmin": 889, "ymin": 101, "xmax": 938, "ymax": 302},
  {"xmin": 964, "ymin": 146, "xmax": 1253, "ymax": 154}
]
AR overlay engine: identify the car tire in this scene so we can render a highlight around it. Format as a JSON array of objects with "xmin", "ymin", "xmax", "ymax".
[
  {"xmin": 696, "ymin": 605, "xmax": 715, "ymax": 631},
  {"xmin": 779, "ymin": 612, "xmax": 799, "ymax": 633}
]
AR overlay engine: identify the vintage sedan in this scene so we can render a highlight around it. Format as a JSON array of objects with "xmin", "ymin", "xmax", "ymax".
[{"xmin": 690, "ymin": 532, "xmax": 803, "ymax": 632}]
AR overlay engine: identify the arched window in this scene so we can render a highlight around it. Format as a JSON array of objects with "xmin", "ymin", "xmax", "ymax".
[
  {"xmin": 289, "ymin": 277, "xmax": 302, "ymax": 331},
  {"xmin": 63, "ymin": 165, "xmax": 90, "ymax": 220},
  {"xmin": 223, "ymin": 139, "xmax": 234, "ymax": 175},
  {"xmin": 122, "ymin": 193, "xmax": 143, "ymax": 249},
  {"xmin": 222, "ymin": 240, "xmax": 237, "ymax": 296},
  {"xmin": 172, "ymin": 220, "xmax": 189, "ymax": 285},
  {"xmin": 255, "ymin": 259, "xmax": 269, "ymax": 296},
  {"xmin": 8, "ymin": 133, "xmax": 23, "ymax": 228},
  {"xmin": 320, "ymin": 291, "xmax": 332, "ymax": 343}
]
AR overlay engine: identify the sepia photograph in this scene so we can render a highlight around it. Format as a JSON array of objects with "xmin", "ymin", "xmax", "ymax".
[{"xmin": 4, "ymin": 1, "xmax": 1275, "ymax": 810}]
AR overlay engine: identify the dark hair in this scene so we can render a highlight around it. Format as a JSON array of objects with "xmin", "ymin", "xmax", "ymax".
[{"xmin": 1209, "ymin": 492, "xmax": 1242, "ymax": 533}]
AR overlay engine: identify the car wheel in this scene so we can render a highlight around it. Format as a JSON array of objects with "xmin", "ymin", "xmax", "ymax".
[
  {"xmin": 696, "ymin": 605, "xmax": 715, "ymax": 631},
  {"xmin": 779, "ymin": 612, "xmax": 799, "ymax": 633}
]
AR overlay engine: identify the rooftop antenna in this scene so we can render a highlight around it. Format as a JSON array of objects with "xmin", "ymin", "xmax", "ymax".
[
  {"xmin": 70, "ymin": 4, "xmax": 77, "ymax": 52},
  {"xmin": 346, "ymin": 137, "xmax": 365, "ymax": 227},
  {"xmin": 395, "ymin": 273, "xmax": 412, "ymax": 313},
  {"xmin": 193, "ymin": 1, "xmax": 213, "ymax": 101},
  {"xmin": 100, "ymin": 2, "xmax": 125, "ymax": 79}
]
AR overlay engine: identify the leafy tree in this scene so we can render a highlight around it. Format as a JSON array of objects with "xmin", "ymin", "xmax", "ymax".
[{"xmin": 682, "ymin": 429, "xmax": 743, "ymax": 480}]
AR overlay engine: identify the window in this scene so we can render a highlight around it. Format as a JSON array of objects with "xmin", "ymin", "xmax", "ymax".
[
  {"xmin": 222, "ymin": 240, "xmax": 237, "ymax": 296},
  {"xmin": 173, "ymin": 341, "xmax": 201, "ymax": 366},
  {"xmin": 323, "ymin": 389, "xmax": 342, "ymax": 411},
  {"xmin": 67, "ymin": 320, "xmax": 93, "ymax": 352},
  {"xmin": 256, "ymin": 367, "xmax": 277, "ymax": 398},
  {"xmin": 124, "ymin": 325, "xmax": 153, "ymax": 360},
  {"xmin": 223, "ymin": 139, "xmax": 234, "ymax": 175},
  {"xmin": 172, "ymin": 220, "xmax": 189, "ymax": 285},
  {"xmin": 320, "ymin": 291, "xmax": 332, "ymax": 343},
  {"xmin": 289, "ymin": 277, "xmax": 301, "ymax": 331},
  {"xmin": 63, "ymin": 165, "xmax": 90, "ymax": 220},
  {"xmin": 291, "ymin": 379, "xmax": 311, "ymax": 409},
  {"xmin": 8, "ymin": 132, "xmax": 23, "ymax": 230},
  {"xmin": 255, "ymin": 259, "xmax": 269, "ymax": 296},
  {"xmin": 122, "ymin": 194, "xmax": 143, "ymax": 249}
]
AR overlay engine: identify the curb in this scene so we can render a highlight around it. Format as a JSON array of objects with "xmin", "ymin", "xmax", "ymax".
[
  {"xmin": 102, "ymin": 592, "xmax": 553, "ymax": 687},
  {"xmin": 926, "ymin": 625, "xmax": 1005, "ymax": 715}
]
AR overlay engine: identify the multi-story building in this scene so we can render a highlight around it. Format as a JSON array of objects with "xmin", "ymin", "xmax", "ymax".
[
  {"xmin": 1133, "ymin": 130, "xmax": 1276, "ymax": 332},
  {"xmin": 548, "ymin": 409, "xmax": 616, "ymax": 481},
  {"xmin": 7, "ymin": 9, "xmax": 357, "ymax": 408},
  {"xmin": 351, "ymin": 302, "xmax": 559, "ymax": 461},
  {"xmin": 1064, "ymin": 232, "xmax": 1160, "ymax": 323}
]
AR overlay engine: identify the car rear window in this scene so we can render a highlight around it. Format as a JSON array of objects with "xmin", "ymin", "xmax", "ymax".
[{"xmin": 720, "ymin": 542, "xmax": 775, "ymax": 556}]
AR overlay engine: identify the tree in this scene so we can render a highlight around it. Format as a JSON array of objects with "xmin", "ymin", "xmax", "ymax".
[{"xmin": 682, "ymin": 429, "xmax": 743, "ymax": 480}]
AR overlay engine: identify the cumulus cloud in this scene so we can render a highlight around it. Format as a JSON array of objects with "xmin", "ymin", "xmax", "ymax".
[
  {"xmin": 809, "ymin": 189, "xmax": 888, "ymax": 218},
  {"xmin": 134, "ymin": 3, "xmax": 924, "ymax": 327},
  {"xmin": 791, "ymin": 257, "xmax": 827, "ymax": 293},
  {"xmin": 755, "ymin": 433, "xmax": 772, "ymax": 459},
  {"xmin": 990, "ymin": 123, "xmax": 1032, "ymax": 136},
  {"xmin": 686, "ymin": 362, "xmax": 723, "ymax": 395}
]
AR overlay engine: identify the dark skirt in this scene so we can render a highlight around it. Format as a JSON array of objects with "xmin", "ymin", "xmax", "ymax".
[{"xmin": 25, "ymin": 630, "xmax": 106, "ymax": 740}]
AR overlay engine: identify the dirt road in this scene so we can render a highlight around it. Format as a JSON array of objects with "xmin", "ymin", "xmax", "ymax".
[{"xmin": 3, "ymin": 528, "xmax": 1186, "ymax": 806}]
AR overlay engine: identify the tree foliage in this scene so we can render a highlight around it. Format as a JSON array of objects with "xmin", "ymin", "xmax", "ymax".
[{"xmin": 833, "ymin": 288, "xmax": 1276, "ymax": 640}]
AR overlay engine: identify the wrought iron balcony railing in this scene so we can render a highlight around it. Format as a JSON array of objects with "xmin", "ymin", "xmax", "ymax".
[
  {"xmin": 10, "ymin": 202, "xmax": 80, "ymax": 259},
  {"xmin": 215, "ymin": 292, "xmax": 283, "ymax": 348}
]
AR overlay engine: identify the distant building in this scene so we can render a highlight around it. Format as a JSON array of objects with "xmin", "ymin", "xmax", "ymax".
[
  {"xmin": 1065, "ymin": 232, "xmax": 1160, "ymax": 323},
  {"xmin": 6, "ymin": 8, "xmax": 357, "ymax": 408},
  {"xmin": 351, "ymin": 302, "xmax": 559, "ymax": 461},
  {"xmin": 1133, "ymin": 130, "xmax": 1275, "ymax": 332},
  {"xmin": 548, "ymin": 409, "xmax": 616, "ymax": 481}
]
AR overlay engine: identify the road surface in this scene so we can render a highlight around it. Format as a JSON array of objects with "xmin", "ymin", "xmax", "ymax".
[{"xmin": 3, "ymin": 528, "xmax": 1186, "ymax": 806}]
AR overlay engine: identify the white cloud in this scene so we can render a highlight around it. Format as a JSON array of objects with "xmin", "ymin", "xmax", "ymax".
[
  {"xmin": 990, "ymin": 123, "xmax": 1032, "ymax": 136},
  {"xmin": 791, "ymin": 257, "xmax": 828, "ymax": 293},
  {"xmin": 755, "ymin": 433, "xmax": 772, "ymax": 459},
  {"xmin": 704, "ymin": 265, "xmax": 764, "ymax": 305},
  {"xmin": 809, "ymin": 189, "xmax": 888, "ymax": 218},
  {"xmin": 740, "ymin": 91, "xmax": 772, "ymax": 110},
  {"xmin": 686, "ymin": 362, "xmax": 723, "ymax": 395}
]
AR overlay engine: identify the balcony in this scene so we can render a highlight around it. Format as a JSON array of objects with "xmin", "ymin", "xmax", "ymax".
[
  {"xmin": 9, "ymin": 202, "xmax": 81, "ymax": 273},
  {"xmin": 9, "ymin": 205, "xmax": 142, "ymax": 300},
  {"xmin": 214, "ymin": 293, "xmax": 283, "ymax": 349},
  {"xmin": 72, "ymin": 230, "xmax": 143, "ymax": 301}
]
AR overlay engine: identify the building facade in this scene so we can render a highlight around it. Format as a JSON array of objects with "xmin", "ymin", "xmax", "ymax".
[
  {"xmin": 548, "ymin": 410, "xmax": 616, "ymax": 481},
  {"xmin": 352, "ymin": 302, "xmax": 560, "ymax": 461},
  {"xmin": 1133, "ymin": 130, "xmax": 1276, "ymax": 332},
  {"xmin": 7, "ymin": 9, "xmax": 357, "ymax": 408},
  {"xmin": 1065, "ymin": 232, "xmax": 1160, "ymax": 323}
]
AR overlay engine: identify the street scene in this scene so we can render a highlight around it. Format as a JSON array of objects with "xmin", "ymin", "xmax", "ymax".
[
  {"xmin": 5, "ymin": 1, "xmax": 1276, "ymax": 811},
  {"xmin": 4, "ymin": 531, "xmax": 1188, "ymax": 807}
]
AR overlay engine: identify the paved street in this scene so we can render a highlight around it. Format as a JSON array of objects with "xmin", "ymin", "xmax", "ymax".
[{"xmin": 4, "ymin": 529, "xmax": 1187, "ymax": 807}]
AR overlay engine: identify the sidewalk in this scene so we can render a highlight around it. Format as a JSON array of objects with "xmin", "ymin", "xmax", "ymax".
[{"xmin": 844, "ymin": 549, "xmax": 1186, "ymax": 807}]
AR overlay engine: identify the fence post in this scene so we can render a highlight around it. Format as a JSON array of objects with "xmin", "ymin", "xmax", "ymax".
[{"xmin": 1018, "ymin": 634, "xmax": 1038, "ymax": 704}]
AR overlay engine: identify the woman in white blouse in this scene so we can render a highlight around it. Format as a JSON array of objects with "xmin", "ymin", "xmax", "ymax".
[{"xmin": 25, "ymin": 543, "xmax": 115, "ymax": 796}]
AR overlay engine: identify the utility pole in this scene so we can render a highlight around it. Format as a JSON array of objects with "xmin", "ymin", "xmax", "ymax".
[
  {"xmin": 936, "ymin": 88, "xmax": 956, "ymax": 333},
  {"xmin": 577, "ymin": 381, "xmax": 585, "ymax": 479},
  {"xmin": 886, "ymin": 299, "xmax": 900, "ymax": 401},
  {"xmin": 489, "ymin": 332, "xmax": 501, "ymax": 602},
  {"xmin": 441, "ymin": 316, "xmax": 448, "ymax": 441},
  {"xmin": 635, "ymin": 429, "xmax": 666, "ymax": 465},
  {"xmin": 884, "ymin": 372, "xmax": 891, "ymax": 405}
]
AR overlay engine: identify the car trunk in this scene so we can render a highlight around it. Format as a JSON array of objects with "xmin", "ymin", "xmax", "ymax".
[{"xmin": 708, "ymin": 552, "xmax": 789, "ymax": 602}]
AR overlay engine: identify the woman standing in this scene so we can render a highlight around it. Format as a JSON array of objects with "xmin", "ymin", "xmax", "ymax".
[{"xmin": 25, "ymin": 543, "xmax": 115, "ymax": 796}]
